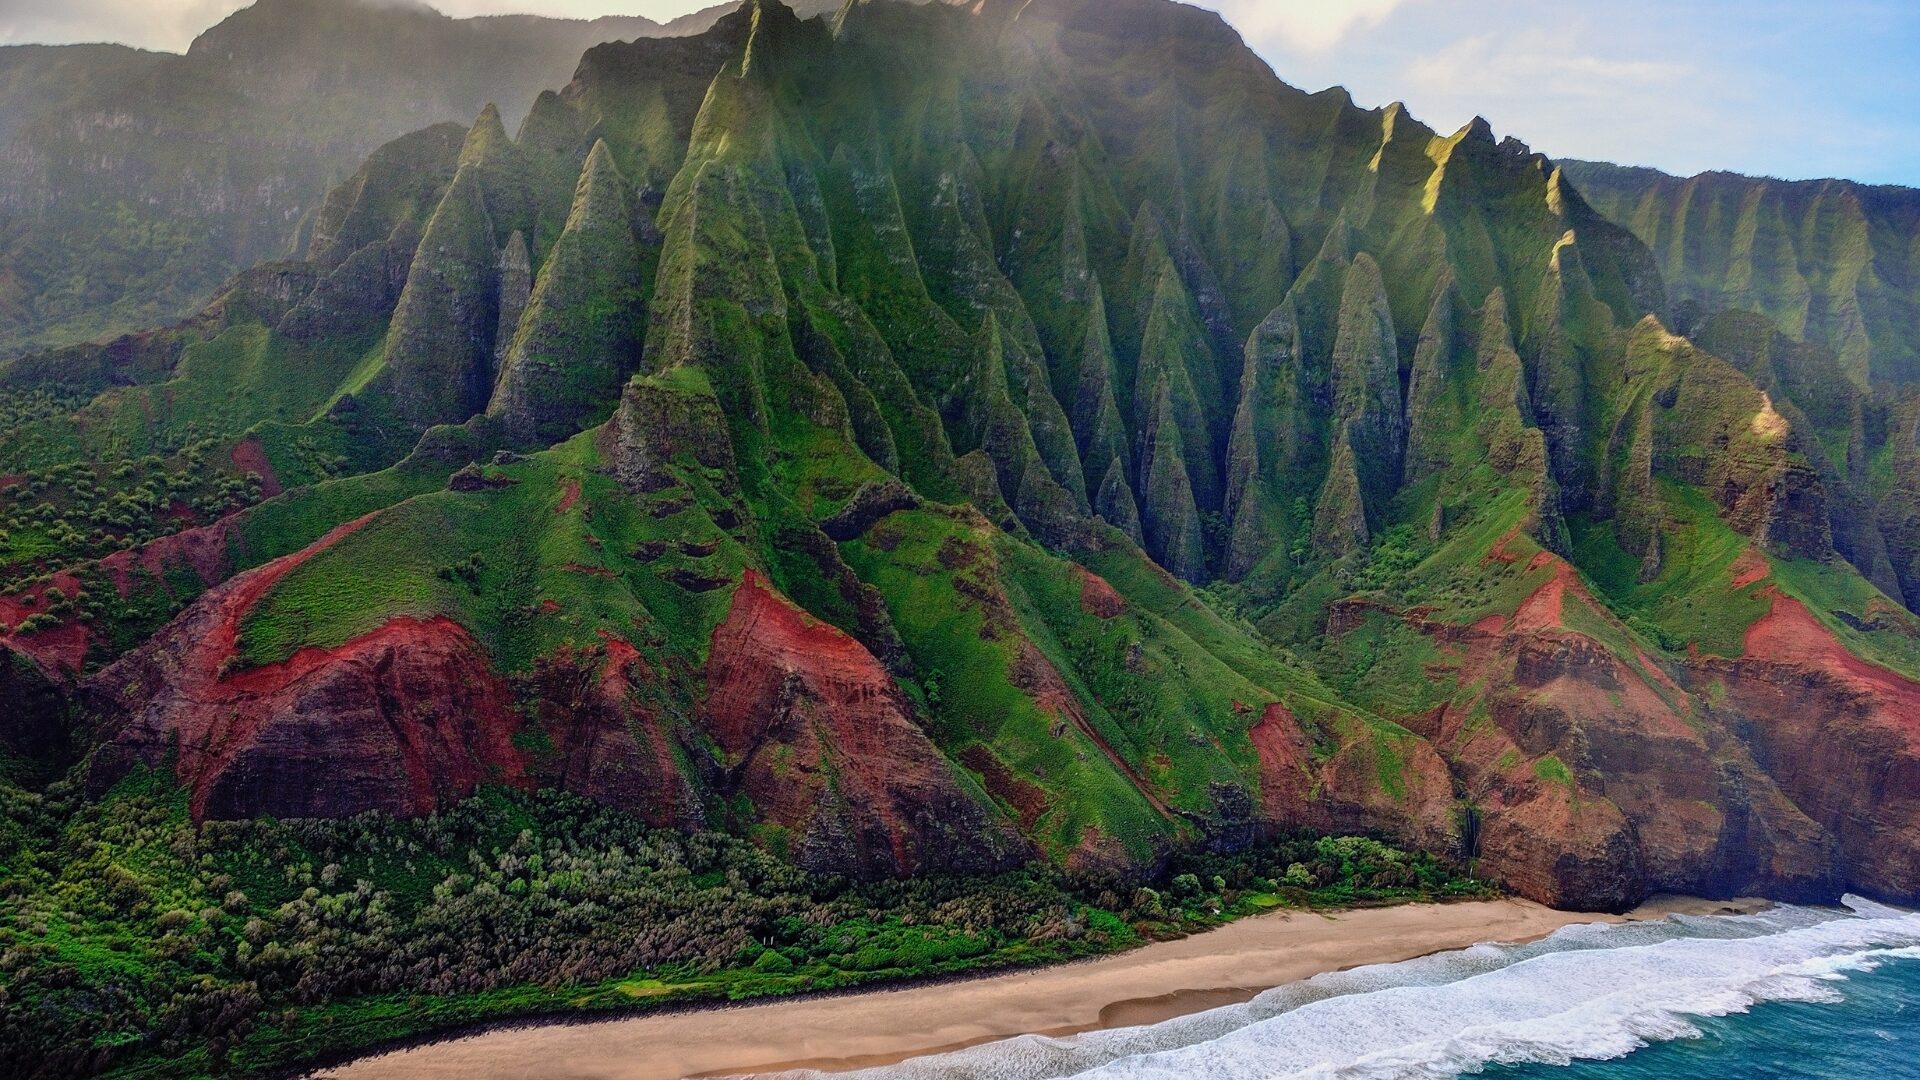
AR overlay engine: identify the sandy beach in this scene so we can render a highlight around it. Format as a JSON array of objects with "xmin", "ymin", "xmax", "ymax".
[{"xmin": 322, "ymin": 896, "xmax": 1757, "ymax": 1080}]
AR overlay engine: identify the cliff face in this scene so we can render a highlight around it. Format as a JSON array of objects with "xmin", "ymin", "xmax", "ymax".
[{"xmin": 3, "ymin": 0, "xmax": 1919, "ymax": 910}]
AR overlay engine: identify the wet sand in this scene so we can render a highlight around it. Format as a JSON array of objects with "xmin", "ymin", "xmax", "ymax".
[{"xmin": 322, "ymin": 896, "xmax": 1762, "ymax": 1080}]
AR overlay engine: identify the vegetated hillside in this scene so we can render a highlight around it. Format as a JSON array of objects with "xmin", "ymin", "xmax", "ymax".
[
  {"xmin": 3, "ymin": 0, "xmax": 1919, "ymax": 922},
  {"xmin": 1564, "ymin": 159, "xmax": 1920, "ymax": 617},
  {"xmin": 1563, "ymin": 159, "xmax": 1920, "ymax": 387},
  {"xmin": 0, "ymin": 0, "xmax": 734, "ymax": 361}
]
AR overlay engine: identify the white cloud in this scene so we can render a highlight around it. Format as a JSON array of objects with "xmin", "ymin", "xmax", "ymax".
[
  {"xmin": 1209, "ymin": 0, "xmax": 1414, "ymax": 52},
  {"xmin": 1391, "ymin": 23, "xmax": 1725, "ymax": 168}
]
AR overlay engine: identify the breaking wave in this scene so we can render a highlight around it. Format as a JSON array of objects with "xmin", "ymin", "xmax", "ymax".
[{"xmin": 766, "ymin": 898, "xmax": 1920, "ymax": 1080}]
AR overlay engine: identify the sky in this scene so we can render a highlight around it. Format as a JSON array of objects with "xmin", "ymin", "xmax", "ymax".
[{"xmin": 1, "ymin": 0, "xmax": 1917, "ymax": 185}]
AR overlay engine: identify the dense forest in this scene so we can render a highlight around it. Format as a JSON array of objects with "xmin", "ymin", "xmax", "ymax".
[{"xmin": 0, "ymin": 774, "xmax": 1488, "ymax": 1078}]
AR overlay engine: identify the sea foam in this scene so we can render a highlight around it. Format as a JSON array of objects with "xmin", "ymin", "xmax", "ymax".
[{"xmin": 762, "ymin": 898, "xmax": 1920, "ymax": 1080}]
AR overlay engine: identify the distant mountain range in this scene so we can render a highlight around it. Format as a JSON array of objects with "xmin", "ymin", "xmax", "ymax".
[{"xmin": 0, "ymin": 0, "xmax": 780, "ymax": 359}]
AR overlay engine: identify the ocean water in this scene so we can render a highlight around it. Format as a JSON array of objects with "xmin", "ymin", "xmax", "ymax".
[{"xmin": 778, "ymin": 897, "xmax": 1920, "ymax": 1080}]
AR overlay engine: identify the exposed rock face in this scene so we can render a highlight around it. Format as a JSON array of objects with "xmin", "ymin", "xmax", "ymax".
[
  {"xmin": 1709, "ymin": 589, "xmax": 1920, "ymax": 901},
  {"xmin": 86, "ymin": 517, "xmax": 529, "ymax": 820},
  {"xmin": 608, "ymin": 373, "xmax": 738, "ymax": 494},
  {"xmin": 1381, "ymin": 548, "xmax": 1852, "ymax": 909},
  {"xmin": 523, "ymin": 637, "xmax": 706, "ymax": 830},
  {"xmin": 1247, "ymin": 701, "xmax": 1460, "ymax": 862},
  {"xmin": 700, "ymin": 571, "xmax": 1024, "ymax": 878}
]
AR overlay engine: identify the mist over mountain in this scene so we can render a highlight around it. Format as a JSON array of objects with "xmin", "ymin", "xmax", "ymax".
[{"xmin": 0, "ymin": 0, "xmax": 739, "ymax": 359}]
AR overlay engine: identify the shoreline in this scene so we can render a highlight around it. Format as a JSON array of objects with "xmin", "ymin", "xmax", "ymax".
[{"xmin": 322, "ymin": 895, "xmax": 1764, "ymax": 1080}]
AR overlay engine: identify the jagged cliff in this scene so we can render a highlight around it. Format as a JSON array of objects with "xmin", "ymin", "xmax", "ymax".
[{"xmin": 1, "ymin": 0, "xmax": 1918, "ymax": 912}]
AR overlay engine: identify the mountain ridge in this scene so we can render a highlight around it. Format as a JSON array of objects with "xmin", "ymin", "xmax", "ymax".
[
  {"xmin": 0, "ymin": 0, "xmax": 753, "ymax": 361},
  {"xmin": 2, "ymin": 0, "xmax": 1918, "ymax": 926}
]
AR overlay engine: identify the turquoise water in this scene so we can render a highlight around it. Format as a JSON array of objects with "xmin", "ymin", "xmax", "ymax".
[
  {"xmin": 1492, "ymin": 952, "xmax": 1920, "ymax": 1080},
  {"xmin": 771, "ymin": 897, "xmax": 1920, "ymax": 1080}
]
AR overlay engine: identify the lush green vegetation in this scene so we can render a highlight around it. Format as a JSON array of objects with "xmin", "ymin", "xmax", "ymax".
[
  {"xmin": 0, "ymin": 442, "xmax": 261, "ymax": 592},
  {"xmin": 0, "ymin": 775, "xmax": 1491, "ymax": 1079}
]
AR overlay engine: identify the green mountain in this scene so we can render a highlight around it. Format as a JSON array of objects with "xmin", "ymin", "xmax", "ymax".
[
  {"xmin": 1564, "ymin": 160, "xmax": 1920, "ymax": 386},
  {"xmin": 5, "ymin": 0, "xmax": 1920, "ymax": 1006},
  {"xmin": 0, "ymin": 0, "xmax": 750, "ymax": 361},
  {"xmin": 1565, "ymin": 159, "xmax": 1920, "ymax": 616}
]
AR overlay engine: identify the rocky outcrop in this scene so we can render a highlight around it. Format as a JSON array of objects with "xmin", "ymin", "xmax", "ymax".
[
  {"xmin": 1247, "ymin": 702, "xmax": 1461, "ymax": 863},
  {"xmin": 1382, "ymin": 548, "xmax": 1845, "ymax": 909},
  {"xmin": 1312, "ymin": 432, "xmax": 1370, "ymax": 558},
  {"xmin": 1072, "ymin": 280, "xmax": 1131, "ymax": 505},
  {"xmin": 821, "ymin": 479, "xmax": 922, "ymax": 541},
  {"xmin": 608, "ymin": 371, "xmax": 739, "ymax": 494},
  {"xmin": 961, "ymin": 316, "xmax": 1089, "ymax": 547},
  {"xmin": 700, "ymin": 571, "xmax": 1024, "ymax": 878},
  {"xmin": 523, "ymin": 637, "xmax": 705, "ymax": 830},
  {"xmin": 1329, "ymin": 254, "xmax": 1404, "ymax": 513},
  {"xmin": 85, "ymin": 516, "xmax": 529, "ymax": 820},
  {"xmin": 1706, "ymin": 588, "xmax": 1920, "ymax": 901},
  {"xmin": 493, "ymin": 231, "xmax": 533, "ymax": 363},
  {"xmin": 1138, "ymin": 375, "xmax": 1208, "ymax": 580}
]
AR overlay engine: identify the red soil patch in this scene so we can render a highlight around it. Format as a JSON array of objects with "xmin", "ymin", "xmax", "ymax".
[
  {"xmin": 1074, "ymin": 566, "xmax": 1125, "ymax": 619},
  {"xmin": 594, "ymin": 632, "xmax": 649, "ymax": 694},
  {"xmin": 0, "ymin": 586, "xmax": 90, "ymax": 675},
  {"xmin": 229, "ymin": 436, "xmax": 283, "ymax": 497},
  {"xmin": 1743, "ymin": 588, "xmax": 1920, "ymax": 737},
  {"xmin": 1248, "ymin": 702, "xmax": 1314, "ymax": 819},
  {"xmin": 0, "ymin": 518, "xmax": 242, "ymax": 675},
  {"xmin": 563, "ymin": 562, "xmax": 615, "ymax": 578},
  {"xmin": 1485, "ymin": 526, "xmax": 1527, "ymax": 565},
  {"xmin": 0, "ymin": 474, "xmax": 21, "ymax": 492},
  {"xmin": 203, "ymin": 512, "xmax": 381, "ymax": 671},
  {"xmin": 958, "ymin": 744, "xmax": 1051, "ymax": 830},
  {"xmin": 702, "ymin": 570, "xmax": 1002, "ymax": 876},
  {"xmin": 223, "ymin": 616, "xmax": 463, "ymax": 694},
  {"xmin": 101, "ymin": 519, "xmax": 236, "ymax": 597},
  {"xmin": 1512, "ymin": 554, "xmax": 1580, "ymax": 635},
  {"xmin": 94, "ymin": 507, "xmax": 530, "ymax": 822},
  {"xmin": 1731, "ymin": 548, "xmax": 1771, "ymax": 589},
  {"xmin": 556, "ymin": 478, "xmax": 582, "ymax": 514}
]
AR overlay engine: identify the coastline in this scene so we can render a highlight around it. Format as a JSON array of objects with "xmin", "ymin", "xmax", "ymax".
[{"xmin": 322, "ymin": 895, "xmax": 1761, "ymax": 1080}]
